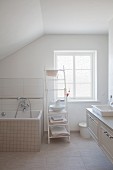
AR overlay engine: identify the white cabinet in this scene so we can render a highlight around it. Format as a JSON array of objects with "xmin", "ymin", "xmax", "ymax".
[
  {"xmin": 86, "ymin": 108, "xmax": 113, "ymax": 164},
  {"xmin": 45, "ymin": 68, "xmax": 70, "ymax": 144},
  {"xmin": 100, "ymin": 123, "xmax": 113, "ymax": 163},
  {"xmin": 87, "ymin": 112, "xmax": 99, "ymax": 143}
]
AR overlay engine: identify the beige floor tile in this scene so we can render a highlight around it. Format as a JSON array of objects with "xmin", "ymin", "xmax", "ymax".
[{"xmin": 0, "ymin": 132, "xmax": 113, "ymax": 170}]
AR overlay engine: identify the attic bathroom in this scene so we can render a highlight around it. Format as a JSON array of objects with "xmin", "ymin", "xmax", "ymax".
[{"xmin": 0, "ymin": 0, "xmax": 113, "ymax": 170}]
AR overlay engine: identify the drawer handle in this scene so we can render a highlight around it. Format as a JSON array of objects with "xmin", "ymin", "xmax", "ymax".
[
  {"xmin": 104, "ymin": 131, "xmax": 113, "ymax": 139},
  {"xmin": 109, "ymin": 136, "xmax": 113, "ymax": 139},
  {"xmin": 104, "ymin": 131, "xmax": 107, "ymax": 134},
  {"xmin": 104, "ymin": 131, "xmax": 109, "ymax": 137},
  {"xmin": 89, "ymin": 116, "xmax": 94, "ymax": 121}
]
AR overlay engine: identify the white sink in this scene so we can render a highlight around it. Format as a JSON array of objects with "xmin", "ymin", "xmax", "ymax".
[
  {"xmin": 49, "ymin": 104, "xmax": 65, "ymax": 112},
  {"xmin": 92, "ymin": 105, "xmax": 113, "ymax": 116}
]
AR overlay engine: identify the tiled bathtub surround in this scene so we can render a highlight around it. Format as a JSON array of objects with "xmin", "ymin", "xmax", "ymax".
[
  {"xmin": 0, "ymin": 110, "xmax": 43, "ymax": 152},
  {"xmin": 0, "ymin": 78, "xmax": 44, "ymax": 152}
]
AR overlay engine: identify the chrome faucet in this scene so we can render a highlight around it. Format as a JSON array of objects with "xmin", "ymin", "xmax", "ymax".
[
  {"xmin": 110, "ymin": 102, "xmax": 113, "ymax": 106},
  {"xmin": 19, "ymin": 99, "xmax": 30, "ymax": 111},
  {"xmin": 15, "ymin": 97, "xmax": 32, "ymax": 118}
]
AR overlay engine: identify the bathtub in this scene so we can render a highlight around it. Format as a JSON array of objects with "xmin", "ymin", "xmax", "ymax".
[{"xmin": 0, "ymin": 110, "xmax": 43, "ymax": 152}]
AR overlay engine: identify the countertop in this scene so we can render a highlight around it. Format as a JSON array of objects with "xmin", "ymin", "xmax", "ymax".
[{"xmin": 86, "ymin": 108, "xmax": 113, "ymax": 131}]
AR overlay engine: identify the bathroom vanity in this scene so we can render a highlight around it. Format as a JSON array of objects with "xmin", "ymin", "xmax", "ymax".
[{"xmin": 86, "ymin": 108, "xmax": 113, "ymax": 164}]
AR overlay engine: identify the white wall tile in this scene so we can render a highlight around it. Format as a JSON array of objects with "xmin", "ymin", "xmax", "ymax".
[
  {"xmin": 23, "ymin": 86, "xmax": 43, "ymax": 98},
  {"xmin": 0, "ymin": 78, "xmax": 44, "ymax": 112},
  {"xmin": 30, "ymin": 99, "xmax": 43, "ymax": 110}
]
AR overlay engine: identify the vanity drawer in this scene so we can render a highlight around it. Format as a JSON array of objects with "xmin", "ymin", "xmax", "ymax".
[
  {"xmin": 87, "ymin": 112, "xmax": 99, "ymax": 142},
  {"xmin": 100, "ymin": 123, "xmax": 113, "ymax": 163}
]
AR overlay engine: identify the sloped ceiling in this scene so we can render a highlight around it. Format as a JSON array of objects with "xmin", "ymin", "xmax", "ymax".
[
  {"xmin": 0, "ymin": 0, "xmax": 44, "ymax": 60},
  {"xmin": 0, "ymin": 0, "xmax": 113, "ymax": 60}
]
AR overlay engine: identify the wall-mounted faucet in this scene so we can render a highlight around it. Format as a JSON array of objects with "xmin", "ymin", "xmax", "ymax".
[
  {"xmin": 15, "ymin": 97, "xmax": 32, "ymax": 118},
  {"xmin": 110, "ymin": 102, "xmax": 113, "ymax": 106},
  {"xmin": 19, "ymin": 99, "xmax": 29, "ymax": 111}
]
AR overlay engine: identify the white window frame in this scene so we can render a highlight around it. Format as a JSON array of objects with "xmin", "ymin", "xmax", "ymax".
[{"xmin": 54, "ymin": 50, "xmax": 97, "ymax": 101}]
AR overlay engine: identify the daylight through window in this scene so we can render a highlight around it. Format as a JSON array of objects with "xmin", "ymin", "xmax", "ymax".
[{"xmin": 54, "ymin": 51, "xmax": 97, "ymax": 100}]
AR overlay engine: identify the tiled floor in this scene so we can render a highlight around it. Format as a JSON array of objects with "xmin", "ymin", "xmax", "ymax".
[{"xmin": 0, "ymin": 132, "xmax": 113, "ymax": 170}]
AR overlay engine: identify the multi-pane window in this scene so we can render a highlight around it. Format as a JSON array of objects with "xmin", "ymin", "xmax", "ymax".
[{"xmin": 54, "ymin": 51, "xmax": 97, "ymax": 100}]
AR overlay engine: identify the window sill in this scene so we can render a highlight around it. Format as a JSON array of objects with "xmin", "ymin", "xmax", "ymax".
[{"xmin": 67, "ymin": 99, "xmax": 100, "ymax": 103}]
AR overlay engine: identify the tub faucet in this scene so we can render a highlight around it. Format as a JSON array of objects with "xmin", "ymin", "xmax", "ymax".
[
  {"xmin": 15, "ymin": 97, "xmax": 32, "ymax": 118},
  {"xmin": 23, "ymin": 107, "xmax": 26, "ymax": 112},
  {"xmin": 110, "ymin": 102, "xmax": 113, "ymax": 106},
  {"xmin": 20, "ymin": 100, "xmax": 29, "ymax": 111},
  {"xmin": 22, "ymin": 104, "xmax": 29, "ymax": 112}
]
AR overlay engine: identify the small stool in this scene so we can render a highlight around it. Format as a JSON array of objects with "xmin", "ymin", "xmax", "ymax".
[{"xmin": 79, "ymin": 122, "xmax": 90, "ymax": 138}]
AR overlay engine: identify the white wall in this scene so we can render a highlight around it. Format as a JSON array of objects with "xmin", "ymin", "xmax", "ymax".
[
  {"xmin": 0, "ymin": 0, "xmax": 44, "ymax": 60},
  {"xmin": 0, "ymin": 35, "xmax": 108, "ymax": 131},
  {"xmin": 109, "ymin": 18, "xmax": 113, "ymax": 99}
]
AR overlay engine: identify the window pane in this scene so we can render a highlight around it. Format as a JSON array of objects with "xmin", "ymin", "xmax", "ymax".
[
  {"xmin": 56, "ymin": 84, "xmax": 65, "ymax": 98},
  {"xmin": 66, "ymin": 84, "xmax": 73, "ymax": 98},
  {"xmin": 57, "ymin": 71, "xmax": 65, "ymax": 79},
  {"xmin": 57, "ymin": 84, "xmax": 65, "ymax": 89},
  {"xmin": 76, "ymin": 70, "xmax": 91, "ymax": 83},
  {"xmin": 57, "ymin": 90, "xmax": 65, "ymax": 98},
  {"xmin": 75, "ymin": 56, "xmax": 91, "ymax": 69},
  {"xmin": 57, "ymin": 56, "xmax": 73, "ymax": 69},
  {"xmin": 56, "ymin": 84, "xmax": 73, "ymax": 98},
  {"xmin": 76, "ymin": 84, "xmax": 91, "ymax": 97},
  {"xmin": 65, "ymin": 70, "xmax": 73, "ymax": 83}
]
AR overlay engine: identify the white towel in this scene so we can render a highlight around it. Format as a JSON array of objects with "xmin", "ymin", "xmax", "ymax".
[
  {"xmin": 50, "ymin": 117, "xmax": 67, "ymax": 124},
  {"xmin": 51, "ymin": 115, "xmax": 64, "ymax": 121},
  {"xmin": 50, "ymin": 126, "xmax": 69, "ymax": 137}
]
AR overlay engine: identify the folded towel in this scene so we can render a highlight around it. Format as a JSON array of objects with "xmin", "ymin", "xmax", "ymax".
[
  {"xmin": 50, "ymin": 117, "xmax": 67, "ymax": 124},
  {"xmin": 51, "ymin": 115, "xmax": 64, "ymax": 121},
  {"xmin": 50, "ymin": 126, "xmax": 69, "ymax": 137}
]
